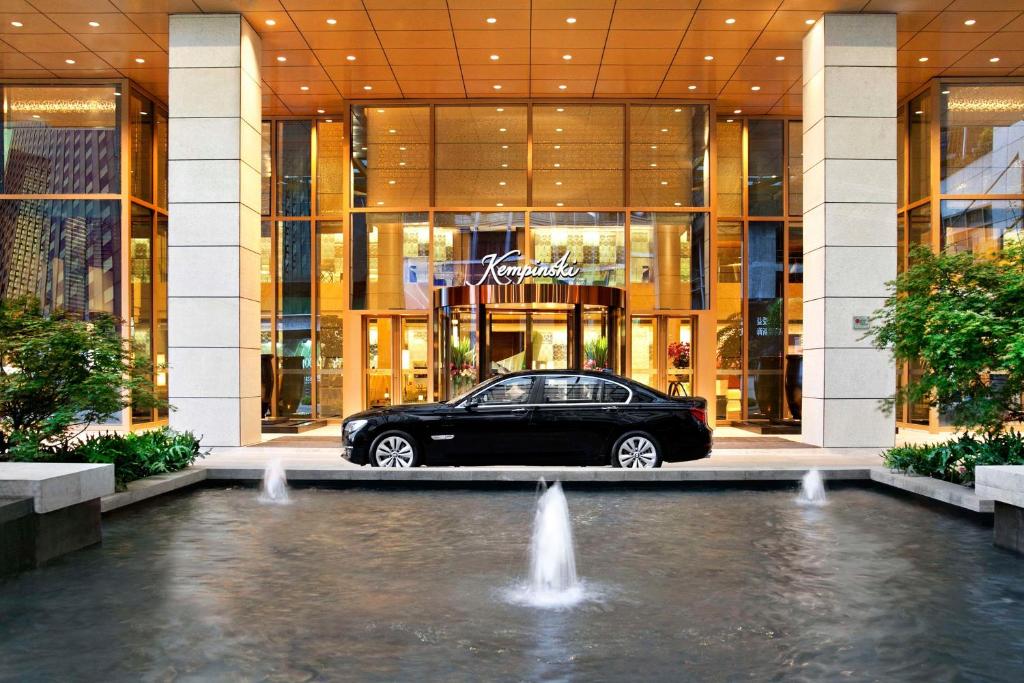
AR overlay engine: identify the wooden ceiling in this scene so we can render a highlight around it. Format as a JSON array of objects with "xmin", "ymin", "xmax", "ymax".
[{"xmin": 0, "ymin": 1, "xmax": 1021, "ymax": 117}]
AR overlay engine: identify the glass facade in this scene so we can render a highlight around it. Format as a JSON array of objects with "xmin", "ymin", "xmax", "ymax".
[
  {"xmin": 0, "ymin": 82, "xmax": 167, "ymax": 427},
  {"xmin": 897, "ymin": 81, "xmax": 1024, "ymax": 430}
]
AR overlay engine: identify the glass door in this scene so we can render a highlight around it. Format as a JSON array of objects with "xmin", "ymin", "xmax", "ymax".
[
  {"xmin": 364, "ymin": 315, "xmax": 430, "ymax": 409},
  {"xmin": 629, "ymin": 315, "xmax": 696, "ymax": 396},
  {"xmin": 484, "ymin": 309, "xmax": 573, "ymax": 378}
]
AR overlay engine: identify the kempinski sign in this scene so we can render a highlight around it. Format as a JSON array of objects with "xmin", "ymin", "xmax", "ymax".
[{"xmin": 471, "ymin": 249, "xmax": 581, "ymax": 286}]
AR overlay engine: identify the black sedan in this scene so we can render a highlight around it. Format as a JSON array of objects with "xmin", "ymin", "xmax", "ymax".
[{"xmin": 341, "ymin": 371, "xmax": 712, "ymax": 469}]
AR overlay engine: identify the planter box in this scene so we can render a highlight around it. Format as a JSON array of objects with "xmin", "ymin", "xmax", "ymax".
[{"xmin": 869, "ymin": 468, "xmax": 993, "ymax": 513}]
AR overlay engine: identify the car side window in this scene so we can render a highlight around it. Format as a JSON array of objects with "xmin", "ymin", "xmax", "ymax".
[
  {"xmin": 476, "ymin": 377, "xmax": 535, "ymax": 405},
  {"xmin": 542, "ymin": 375, "xmax": 630, "ymax": 404}
]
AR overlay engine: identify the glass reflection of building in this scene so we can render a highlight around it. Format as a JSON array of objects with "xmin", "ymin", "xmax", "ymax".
[
  {"xmin": 0, "ymin": 81, "xmax": 168, "ymax": 428},
  {"xmin": 897, "ymin": 81, "xmax": 1024, "ymax": 431}
]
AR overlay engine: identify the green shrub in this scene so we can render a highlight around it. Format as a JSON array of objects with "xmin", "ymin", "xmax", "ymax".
[
  {"xmin": 883, "ymin": 431, "xmax": 1024, "ymax": 485},
  {"xmin": 25, "ymin": 428, "xmax": 205, "ymax": 490}
]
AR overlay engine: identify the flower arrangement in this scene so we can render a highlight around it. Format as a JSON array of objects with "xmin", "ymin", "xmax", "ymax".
[
  {"xmin": 584, "ymin": 337, "xmax": 609, "ymax": 371},
  {"xmin": 449, "ymin": 338, "xmax": 477, "ymax": 394},
  {"xmin": 668, "ymin": 341, "xmax": 691, "ymax": 369}
]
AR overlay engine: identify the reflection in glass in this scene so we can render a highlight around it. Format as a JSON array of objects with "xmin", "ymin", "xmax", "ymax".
[
  {"xmin": 666, "ymin": 317, "xmax": 693, "ymax": 398},
  {"xmin": 533, "ymin": 105, "xmax": 624, "ymax": 206},
  {"xmin": 317, "ymin": 222, "xmax": 344, "ymax": 418},
  {"xmin": 717, "ymin": 118, "xmax": 743, "ymax": 216},
  {"xmin": 366, "ymin": 317, "xmax": 392, "ymax": 407},
  {"xmin": 0, "ymin": 199, "xmax": 120, "ymax": 318},
  {"xmin": 261, "ymin": 121, "xmax": 272, "ymax": 215},
  {"xmin": 530, "ymin": 212, "xmax": 625, "ymax": 287},
  {"xmin": 908, "ymin": 93, "xmax": 930, "ymax": 203},
  {"xmin": 941, "ymin": 199, "xmax": 1023, "ymax": 254},
  {"xmin": 748, "ymin": 120, "xmax": 784, "ymax": 216},
  {"xmin": 351, "ymin": 105, "xmax": 430, "ymax": 208},
  {"xmin": 438, "ymin": 305, "xmax": 479, "ymax": 399},
  {"xmin": 630, "ymin": 317, "xmax": 656, "ymax": 389},
  {"xmin": 629, "ymin": 105, "xmax": 708, "ymax": 207},
  {"xmin": 432, "ymin": 212, "xmax": 524, "ymax": 286},
  {"xmin": 941, "ymin": 84, "xmax": 1024, "ymax": 196},
  {"xmin": 156, "ymin": 111, "xmax": 168, "ymax": 209},
  {"xmin": 785, "ymin": 222, "xmax": 803, "ymax": 421},
  {"xmin": 716, "ymin": 220, "xmax": 742, "ymax": 421},
  {"xmin": 0, "ymin": 85, "xmax": 121, "ymax": 194},
  {"xmin": 897, "ymin": 106, "xmax": 905, "ymax": 208},
  {"xmin": 629, "ymin": 212, "xmax": 708, "ymax": 310},
  {"xmin": 277, "ymin": 120, "xmax": 311, "ymax": 216},
  {"xmin": 130, "ymin": 206, "xmax": 153, "ymax": 422},
  {"xmin": 276, "ymin": 221, "xmax": 311, "ymax": 417},
  {"xmin": 351, "ymin": 212, "xmax": 429, "ymax": 310},
  {"xmin": 435, "ymin": 105, "xmax": 527, "ymax": 206},
  {"xmin": 746, "ymin": 221, "xmax": 784, "ymax": 420},
  {"xmin": 260, "ymin": 221, "xmax": 273, "ymax": 416},
  {"xmin": 130, "ymin": 92, "xmax": 153, "ymax": 201},
  {"xmin": 908, "ymin": 203, "xmax": 931, "ymax": 267},
  {"xmin": 155, "ymin": 216, "xmax": 168, "ymax": 418},
  {"xmin": 317, "ymin": 120, "xmax": 345, "ymax": 216},
  {"xmin": 487, "ymin": 310, "xmax": 572, "ymax": 375},
  {"xmin": 788, "ymin": 121, "xmax": 802, "ymax": 216},
  {"xmin": 401, "ymin": 317, "xmax": 429, "ymax": 403}
]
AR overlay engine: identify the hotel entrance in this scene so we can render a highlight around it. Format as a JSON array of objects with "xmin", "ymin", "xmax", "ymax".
[{"xmin": 434, "ymin": 284, "xmax": 625, "ymax": 401}]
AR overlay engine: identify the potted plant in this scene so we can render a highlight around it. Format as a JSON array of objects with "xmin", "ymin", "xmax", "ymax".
[
  {"xmin": 449, "ymin": 338, "xmax": 477, "ymax": 396},
  {"xmin": 584, "ymin": 337, "xmax": 609, "ymax": 370},
  {"xmin": 667, "ymin": 341, "xmax": 691, "ymax": 369}
]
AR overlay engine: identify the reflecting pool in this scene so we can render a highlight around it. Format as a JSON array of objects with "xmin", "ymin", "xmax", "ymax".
[{"xmin": 1, "ymin": 487, "xmax": 1023, "ymax": 681}]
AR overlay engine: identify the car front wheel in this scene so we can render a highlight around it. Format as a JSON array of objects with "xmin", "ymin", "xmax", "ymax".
[
  {"xmin": 611, "ymin": 432, "xmax": 662, "ymax": 469},
  {"xmin": 369, "ymin": 431, "xmax": 420, "ymax": 468}
]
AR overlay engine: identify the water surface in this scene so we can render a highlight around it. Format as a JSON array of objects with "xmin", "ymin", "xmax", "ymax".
[{"xmin": 1, "ymin": 487, "xmax": 1023, "ymax": 682}]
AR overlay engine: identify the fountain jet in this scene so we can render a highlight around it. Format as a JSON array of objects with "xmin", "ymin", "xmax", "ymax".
[
  {"xmin": 797, "ymin": 468, "xmax": 827, "ymax": 506},
  {"xmin": 259, "ymin": 459, "xmax": 290, "ymax": 504}
]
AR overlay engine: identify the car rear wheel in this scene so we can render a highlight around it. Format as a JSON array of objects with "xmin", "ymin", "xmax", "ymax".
[
  {"xmin": 369, "ymin": 431, "xmax": 420, "ymax": 468},
  {"xmin": 611, "ymin": 432, "xmax": 662, "ymax": 469}
]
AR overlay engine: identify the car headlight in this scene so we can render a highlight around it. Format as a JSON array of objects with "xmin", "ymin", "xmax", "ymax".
[{"xmin": 343, "ymin": 419, "xmax": 368, "ymax": 439}]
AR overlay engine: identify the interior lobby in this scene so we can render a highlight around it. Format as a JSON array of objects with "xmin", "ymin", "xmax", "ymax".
[{"xmin": 0, "ymin": 1, "xmax": 1020, "ymax": 448}]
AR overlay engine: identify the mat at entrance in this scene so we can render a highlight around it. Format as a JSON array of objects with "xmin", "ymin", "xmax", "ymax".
[{"xmin": 257, "ymin": 435, "xmax": 817, "ymax": 450}]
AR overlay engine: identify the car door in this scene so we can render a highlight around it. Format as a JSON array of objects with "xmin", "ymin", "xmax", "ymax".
[
  {"xmin": 441, "ymin": 375, "xmax": 539, "ymax": 465},
  {"xmin": 531, "ymin": 374, "xmax": 631, "ymax": 464}
]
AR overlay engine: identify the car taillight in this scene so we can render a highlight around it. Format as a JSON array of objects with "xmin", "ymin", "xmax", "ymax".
[{"xmin": 689, "ymin": 407, "xmax": 707, "ymax": 425}]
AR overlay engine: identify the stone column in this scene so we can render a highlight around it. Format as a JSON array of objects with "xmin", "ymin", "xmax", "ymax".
[
  {"xmin": 167, "ymin": 15, "xmax": 261, "ymax": 447},
  {"xmin": 801, "ymin": 14, "xmax": 897, "ymax": 448}
]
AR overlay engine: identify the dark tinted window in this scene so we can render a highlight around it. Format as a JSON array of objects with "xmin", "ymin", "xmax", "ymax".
[
  {"xmin": 542, "ymin": 375, "xmax": 629, "ymax": 404},
  {"xmin": 476, "ymin": 376, "xmax": 535, "ymax": 405}
]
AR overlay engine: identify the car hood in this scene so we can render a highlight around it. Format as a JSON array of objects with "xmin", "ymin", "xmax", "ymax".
[{"xmin": 345, "ymin": 402, "xmax": 451, "ymax": 422}]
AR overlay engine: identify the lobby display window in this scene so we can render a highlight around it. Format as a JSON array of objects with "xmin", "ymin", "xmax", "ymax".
[
  {"xmin": 533, "ymin": 105, "xmax": 624, "ymax": 207},
  {"xmin": 351, "ymin": 212, "xmax": 430, "ymax": 310},
  {"xmin": 747, "ymin": 120, "xmax": 784, "ymax": 216},
  {"xmin": 129, "ymin": 93, "xmax": 153, "ymax": 202},
  {"xmin": 317, "ymin": 222, "xmax": 344, "ymax": 418},
  {"xmin": 129, "ymin": 205, "xmax": 169, "ymax": 424},
  {"xmin": 896, "ymin": 79, "xmax": 1024, "ymax": 430},
  {"xmin": 351, "ymin": 105, "xmax": 430, "ymax": 208},
  {"xmin": 629, "ymin": 105, "xmax": 708, "ymax": 207},
  {"xmin": 277, "ymin": 120, "xmax": 312, "ymax": 216},
  {"xmin": 435, "ymin": 105, "xmax": 527, "ymax": 206},
  {"xmin": 530, "ymin": 212, "xmax": 625, "ymax": 287},
  {"xmin": 317, "ymin": 120, "xmax": 346, "ymax": 216},
  {"xmin": 629, "ymin": 212, "xmax": 709, "ymax": 310},
  {"xmin": 276, "ymin": 220, "xmax": 313, "ymax": 418},
  {"xmin": 432, "ymin": 212, "xmax": 525, "ymax": 287}
]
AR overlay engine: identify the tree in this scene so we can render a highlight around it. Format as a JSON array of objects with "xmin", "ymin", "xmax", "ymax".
[
  {"xmin": 0, "ymin": 297, "xmax": 164, "ymax": 459},
  {"xmin": 869, "ymin": 242, "xmax": 1024, "ymax": 435}
]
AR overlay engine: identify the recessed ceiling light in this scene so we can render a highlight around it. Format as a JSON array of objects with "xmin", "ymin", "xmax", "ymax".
[
  {"xmin": 555, "ymin": 181, "xmax": 563, "ymax": 186},
  {"xmin": 88, "ymin": 21, "xmax": 100, "ymax": 28},
  {"xmin": 964, "ymin": 19, "xmax": 976, "ymax": 26},
  {"xmin": 565, "ymin": 17, "xmax": 576, "ymax": 24},
  {"xmin": 265, "ymin": 19, "xmax": 276, "ymax": 26},
  {"xmin": 674, "ymin": 202, "xmax": 682, "ymax": 207},
  {"xmin": 660, "ymin": 127, "xmax": 668, "ymax": 132},
  {"xmin": 915, "ymin": 110, "xmax": 924, "ymax": 115},
  {"xmin": 317, "ymin": 109, "xmax": 325, "ymax": 114},
  {"xmin": 496, "ymin": 203, "xmax": 504, "ymax": 207},
  {"xmin": 556, "ymin": 202, "xmax": 564, "ymax": 206},
  {"xmin": 501, "ymin": 163, "xmax": 508, "ymax": 167},
  {"xmin": 32, "ymin": 114, "xmax": 39, "ymax": 118},
  {"xmin": 65, "ymin": 58, "xmax": 76, "ymax": 64},
  {"xmin": 377, "ymin": 108, "xmax": 385, "ymax": 113},
  {"xmin": 388, "ymin": 180, "xmax": 396, "ymax": 185},
  {"xmin": 650, "ymin": 145, "xmax": 657, "ymax": 149},
  {"xmin": 917, "ymin": 56, "xmax": 928, "ymax": 62},
  {"xmin": 490, "ymin": 54, "xmax": 500, "ymax": 61},
  {"xmin": 493, "ymin": 84, "xmax": 502, "ymax": 90},
  {"xmin": 325, "ymin": 119, "xmax": 332, "ymax": 123},
  {"xmin": 726, "ymin": 118, "xmax": 734, "ymax": 123},
  {"xmin": 363, "ymin": 85, "xmax": 373, "ymax": 90},
  {"xmin": 989, "ymin": 56, "xmax": 1000, "ymax": 62},
  {"xmin": 135, "ymin": 57, "xmax": 145, "ymax": 63},
  {"xmin": 724, "ymin": 18, "xmax": 736, "ymax": 25},
  {"xmin": 388, "ymin": 128, "xmax": 396, "ymax": 133},
  {"xmin": 485, "ymin": 17, "xmax": 497, "ymax": 24},
  {"xmin": 704, "ymin": 55, "xmax": 714, "ymax": 61},
  {"xmin": 941, "ymin": 90, "xmax": 950, "ymax": 95},
  {"xmin": 499, "ymin": 181, "xmax": 507, "ymax": 186},
  {"xmin": 562, "ymin": 54, "xmax": 572, "ymax": 60},
  {"xmin": 496, "ymin": 107, "xmax": 504, "ymax": 112},
  {"xmin": 660, "ymin": 180, "xmax": 669, "ymax": 185},
  {"xmin": 674, "ymin": 108, "xmax": 682, "ymax": 112},
  {"xmin": 399, "ymin": 161, "xmax": 406, "ymax": 166},
  {"xmin": 556, "ymin": 107, "xmax": 565, "ymax": 112},
  {"xmin": 688, "ymin": 84, "xmax": 697, "ymax": 90},
  {"xmin": 276, "ymin": 55, "xmax": 286, "ymax": 62},
  {"xmin": 326, "ymin": 18, "xmax": 337, "ymax": 25},
  {"xmin": 751, "ymin": 85, "xmax": 761, "ymax": 91},
  {"xmin": 554, "ymin": 163, "xmax": 561, "ymax": 167},
  {"xmin": 805, "ymin": 18, "xmax": 816, "ymax": 25},
  {"xmin": 650, "ymin": 163, "xmax": 657, "ymax": 167},
  {"xmin": 300, "ymin": 85, "xmax": 309, "ymax": 91},
  {"xmin": 10, "ymin": 21, "xmax": 23, "ymax": 28},
  {"xmin": 558, "ymin": 84, "xmax": 567, "ymax": 90},
  {"xmin": 555, "ymin": 128, "xmax": 563, "ymax": 132},
  {"xmin": 499, "ymin": 127, "xmax": 507, "ymax": 132},
  {"xmin": 501, "ymin": 145, "xmax": 509, "ymax": 149},
  {"xmin": 733, "ymin": 109, "xmax": 742, "ymax": 114},
  {"xmin": 346, "ymin": 55, "xmax": 357, "ymax": 61},
  {"xmin": 376, "ymin": 201, "xmax": 384, "ymax": 205},
  {"xmin": 775, "ymin": 55, "xmax": 785, "ymax": 61},
  {"xmin": 554, "ymin": 145, "xmax": 561, "ymax": 149}
]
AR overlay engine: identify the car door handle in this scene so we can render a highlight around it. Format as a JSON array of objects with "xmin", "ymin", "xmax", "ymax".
[
  {"xmin": 602, "ymin": 406, "xmax": 618, "ymax": 411},
  {"xmin": 511, "ymin": 408, "xmax": 528, "ymax": 414}
]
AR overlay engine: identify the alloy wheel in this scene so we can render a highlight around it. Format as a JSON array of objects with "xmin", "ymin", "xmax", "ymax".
[
  {"xmin": 617, "ymin": 436, "xmax": 657, "ymax": 468},
  {"xmin": 374, "ymin": 436, "xmax": 415, "ymax": 468}
]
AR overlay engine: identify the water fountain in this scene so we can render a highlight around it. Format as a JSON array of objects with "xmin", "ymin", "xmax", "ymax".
[
  {"xmin": 797, "ymin": 468, "xmax": 828, "ymax": 506},
  {"xmin": 258, "ymin": 459, "xmax": 290, "ymax": 504}
]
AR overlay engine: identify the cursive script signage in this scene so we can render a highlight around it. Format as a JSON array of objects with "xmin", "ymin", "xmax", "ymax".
[{"xmin": 471, "ymin": 249, "xmax": 581, "ymax": 286}]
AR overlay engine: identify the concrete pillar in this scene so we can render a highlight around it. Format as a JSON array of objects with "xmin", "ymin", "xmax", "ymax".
[
  {"xmin": 167, "ymin": 15, "xmax": 262, "ymax": 447},
  {"xmin": 801, "ymin": 14, "xmax": 897, "ymax": 448}
]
